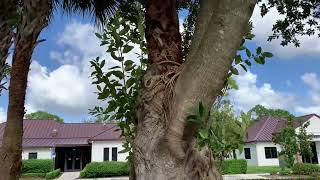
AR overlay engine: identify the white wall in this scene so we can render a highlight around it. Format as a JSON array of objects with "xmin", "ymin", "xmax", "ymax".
[
  {"xmin": 236, "ymin": 143, "xmax": 258, "ymax": 166},
  {"xmin": 91, "ymin": 140, "xmax": 128, "ymax": 162},
  {"xmin": 296, "ymin": 115, "xmax": 320, "ymax": 136},
  {"xmin": 315, "ymin": 141, "xmax": 320, "ymax": 164},
  {"xmin": 22, "ymin": 148, "xmax": 52, "ymax": 160},
  {"xmin": 255, "ymin": 142, "xmax": 281, "ymax": 166}
]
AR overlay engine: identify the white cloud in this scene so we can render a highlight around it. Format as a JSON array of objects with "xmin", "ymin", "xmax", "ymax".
[
  {"xmin": 251, "ymin": 5, "xmax": 320, "ymax": 58},
  {"xmin": 26, "ymin": 20, "xmax": 141, "ymax": 116},
  {"xmin": 25, "ymin": 21, "xmax": 105, "ymax": 116},
  {"xmin": 26, "ymin": 61, "xmax": 99, "ymax": 115},
  {"xmin": 229, "ymin": 71, "xmax": 296, "ymax": 112},
  {"xmin": 0, "ymin": 107, "xmax": 6, "ymax": 123},
  {"xmin": 295, "ymin": 73, "xmax": 320, "ymax": 115}
]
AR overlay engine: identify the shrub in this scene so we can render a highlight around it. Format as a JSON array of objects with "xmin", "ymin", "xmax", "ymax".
[
  {"xmin": 218, "ymin": 159, "xmax": 247, "ymax": 174},
  {"xmin": 279, "ymin": 169, "xmax": 292, "ymax": 175},
  {"xmin": 45, "ymin": 169, "xmax": 61, "ymax": 179},
  {"xmin": 292, "ymin": 163, "xmax": 320, "ymax": 175},
  {"xmin": 21, "ymin": 159, "xmax": 54, "ymax": 173},
  {"xmin": 20, "ymin": 172, "xmax": 46, "ymax": 178},
  {"xmin": 80, "ymin": 161, "xmax": 129, "ymax": 178}
]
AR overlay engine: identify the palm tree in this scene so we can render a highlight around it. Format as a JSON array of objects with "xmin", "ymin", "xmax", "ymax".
[
  {"xmin": 0, "ymin": 1, "xmax": 118, "ymax": 179},
  {"xmin": 0, "ymin": 0, "xmax": 17, "ymax": 95}
]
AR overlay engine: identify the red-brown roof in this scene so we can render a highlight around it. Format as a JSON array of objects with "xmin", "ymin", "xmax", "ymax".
[
  {"xmin": 0, "ymin": 120, "xmax": 121, "ymax": 148},
  {"xmin": 245, "ymin": 114, "xmax": 318, "ymax": 143}
]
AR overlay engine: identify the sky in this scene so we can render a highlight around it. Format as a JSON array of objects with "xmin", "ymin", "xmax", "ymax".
[{"xmin": 1, "ymin": 6, "xmax": 320, "ymax": 123}]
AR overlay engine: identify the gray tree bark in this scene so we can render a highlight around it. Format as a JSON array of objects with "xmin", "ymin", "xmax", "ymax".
[{"xmin": 133, "ymin": 0, "xmax": 257, "ymax": 179}]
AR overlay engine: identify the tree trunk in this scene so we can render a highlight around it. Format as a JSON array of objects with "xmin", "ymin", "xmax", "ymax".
[
  {"xmin": 133, "ymin": 0, "xmax": 256, "ymax": 179},
  {"xmin": 0, "ymin": 1, "xmax": 50, "ymax": 179},
  {"xmin": 0, "ymin": 0, "xmax": 17, "ymax": 94}
]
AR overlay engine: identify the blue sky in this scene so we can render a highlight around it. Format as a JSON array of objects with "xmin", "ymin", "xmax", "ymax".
[{"xmin": 1, "ymin": 7, "xmax": 320, "ymax": 123}]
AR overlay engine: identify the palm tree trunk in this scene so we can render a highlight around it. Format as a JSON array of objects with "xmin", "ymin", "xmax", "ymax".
[
  {"xmin": 0, "ymin": 24, "xmax": 12, "ymax": 94},
  {"xmin": 0, "ymin": 1, "xmax": 50, "ymax": 179},
  {"xmin": 0, "ymin": 0, "xmax": 17, "ymax": 94},
  {"xmin": 133, "ymin": 0, "xmax": 256, "ymax": 179}
]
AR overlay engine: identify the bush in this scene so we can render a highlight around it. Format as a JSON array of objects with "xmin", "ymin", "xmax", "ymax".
[
  {"xmin": 218, "ymin": 159, "xmax": 247, "ymax": 174},
  {"xmin": 292, "ymin": 163, "xmax": 320, "ymax": 175},
  {"xmin": 80, "ymin": 161, "xmax": 129, "ymax": 178},
  {"xmin": 21, "ymin": 159, "xmax": 54, "ymax": 173},
  {"xmin": 279, "ymin": 169, "xmax": 292, "ymax": 175},
  {"xmin": 45, "ymin": 169, "xmax": 61, "ymax": 179},
  {"xmin": 20, "ymin": 172, "xmax": 46, "ymax": 178}
]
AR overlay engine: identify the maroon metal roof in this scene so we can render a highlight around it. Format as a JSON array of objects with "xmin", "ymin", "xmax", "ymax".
[
  {"xmin": 0, "ymin": 120, "xmax": 121, "ymax": 148},
  {"xmin": 245, "ymin": 114, "xmax": 318, "ymax": 143}
]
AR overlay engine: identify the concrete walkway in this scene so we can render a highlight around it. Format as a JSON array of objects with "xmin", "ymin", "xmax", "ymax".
[
  {"xmin": 56, "ymin": 172, "xmax": 80, "ymax": 180},
  {"xmin": 57, "ymin": 173, "xmax": 269, "ymax": 180},
  {"xmin": 223, "ymin": 173, "xmax": 269, "ymax": 180}
]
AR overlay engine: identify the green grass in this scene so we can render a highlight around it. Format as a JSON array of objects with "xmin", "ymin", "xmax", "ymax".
[{"xmin": 247, "ymin": 166, "xmax": 284, "ymax": 174}]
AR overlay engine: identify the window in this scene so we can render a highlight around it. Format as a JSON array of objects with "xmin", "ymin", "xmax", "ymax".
[
  {"xmin": 103, "ymin": 148, "xmax": 109, "ymax": 161},
  {"xmin": 265, "ymin": 147, "xmax": 278, "ymax": 159},
  {"xmin": 244, "ymin": 148, "xmax": 251, "ymax": 159},
  {"xmin": 28, "ymin": 152, "xmax": 37, "ymax": 159},
  {"xmin": 112, "ymin": 147, "xmax": 117, "ymax": 161}
]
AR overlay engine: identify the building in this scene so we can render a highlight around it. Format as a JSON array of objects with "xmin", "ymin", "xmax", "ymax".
[
  {"xmin": 237, "ymin": 114, "xmax": 320, "ymax": 166},
  {"xmin": 0, "ymin": 120, "xmax": 128, "ymax": 171}
]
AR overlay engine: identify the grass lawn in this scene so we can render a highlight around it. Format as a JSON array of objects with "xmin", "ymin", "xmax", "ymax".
[{"xmin": 247, "ymin": 166, "xmax": 284, "ymax": 174}]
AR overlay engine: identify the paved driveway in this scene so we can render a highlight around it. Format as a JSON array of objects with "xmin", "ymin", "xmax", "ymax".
[{"xmin": 57, "ymin": 172, "xmax": 269, "ymax": 180}]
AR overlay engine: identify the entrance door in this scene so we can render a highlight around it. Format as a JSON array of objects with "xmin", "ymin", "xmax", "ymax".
[{"xmin": 65, "ymin": 150, "xmax": 82, "ymax": 171}]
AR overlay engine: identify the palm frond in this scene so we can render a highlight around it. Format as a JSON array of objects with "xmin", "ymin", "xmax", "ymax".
[{"xmin": 55, "ymin": 0, "xmax": 120, "ymax": 25}]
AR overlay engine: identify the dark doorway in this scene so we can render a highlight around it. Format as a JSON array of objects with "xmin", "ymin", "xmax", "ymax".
[
  {"xmin": 302, "ymin": 142, "xmax": 318, "ymax": 164},
  {"xmin": 55, "ymin": 146, "xmax": 91, "ymax": 172}
]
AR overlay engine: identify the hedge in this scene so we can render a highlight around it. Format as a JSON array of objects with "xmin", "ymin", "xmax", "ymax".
[
  {"xmin": 218, "ymin": 159, "xmax": 247, "ymax": 174},
  {"xmin": 45, "ymin": 169, "xmax": 61, "ymax": 179},
  {"xmin": 80, "ymin": 161, "xmax": 129, "ymax": 178},
  {"xmin": 20, "ymin": 172, "xmax": 46, "ymax": 178},
  {"xmin": 292, "ymin": 163, "xmax": 320, "ymax": 175},
  {"xmin": 21, "ymin": 159, "xmax": 54, "ymax": 173}
]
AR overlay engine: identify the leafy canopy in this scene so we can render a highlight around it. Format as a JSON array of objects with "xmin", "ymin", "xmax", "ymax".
[
  {"xmin": 249, "ymin": 104, "xmax": 294, "ymax": 120},
  {"xmin": 25, "ymin": 111, "xmax": 64, "ymax": 123}
]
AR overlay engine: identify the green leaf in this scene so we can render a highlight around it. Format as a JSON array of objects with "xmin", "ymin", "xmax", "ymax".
[
  {"xmin": 230, "ymin": 67, "xmax": 239, "ymax": 75},
  {"xmin": 126, "ymin": 78, "xmax": 136, "ymax": 88},
  {"xmin": 199, "ymin": 102, "xmax": 204, "ymax": 117},
  {"xmin": 240, "ymin": 64, "xmax": 247, "ymax": 72},
  {"xmin": 245, "ymin": 48, "xmax": 252, "ymax": 57},
  {"xmin": 262, "ymin": 52, "xmax": 273, "ymax": 58},
  {"xmin": 123, "ymin": 45, "xmax": 134, "ymax": 53},
  {"xmin": 124, "ymin": 60, "xmax": 134, "ymax": 67},
  {"xmin": 256, "ymin": 47, "xmax": 262, "ymax": 54},
  {"xmin": 100, "ymin": 60, "xmax": 105, "ymax": 68},
  {"xmin": 109, "ymin": 66, "xmax": 121, "ymax": 70},
  {"xmin": 254, "ymin": 56, "xmax": 265, "ymax": 64},
  {"xmin": 246, "ymin": 33, "xmax": 255, "ymax": 40},
  {"xmin": 235, "ymin": 55, "xmax": 242, "ymax": 64},
  {"xmin": 244, "ymin": 60, "xmax": 251, "ymax": 66},
  {"xmin": 199, "ymin": 129, "xmax": 209, "ymax": 139},
  {"xmin": 111, "ymin": 70, "xmax": 124, "ymax": 79},
  {"xmin": 119, "ymin": 25, "xmax": 129, "ymax": 35},
  {"xmin": 97, "ymin": 85, "xmax": 101, "ymax": 91},
  {"xmin": 95, "ymin": 33, "xmax": 102, "ymax": 39},
  {"xmin": 238, "ymin": 45, "xmax": 246, "ymax": 51}
]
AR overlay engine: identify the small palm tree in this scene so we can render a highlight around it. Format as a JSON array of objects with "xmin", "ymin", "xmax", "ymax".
[{"xmin": 0, "ymin": 0, "xmax": 119, "ymax": 179}]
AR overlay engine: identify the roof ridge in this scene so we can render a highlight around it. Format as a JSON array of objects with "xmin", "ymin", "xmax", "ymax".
[{"xmin": 253, "ymin": 117, "xmax": 270, "ymax": 141}]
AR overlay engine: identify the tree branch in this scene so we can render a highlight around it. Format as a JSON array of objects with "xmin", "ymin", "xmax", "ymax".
[
  {"xmin": 187, "ymin": 0, "xmax": 218, "ymax": 61},
  {"xmin": 166, "ymin": 0, "xmax": 257, "ymax": 159}
]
